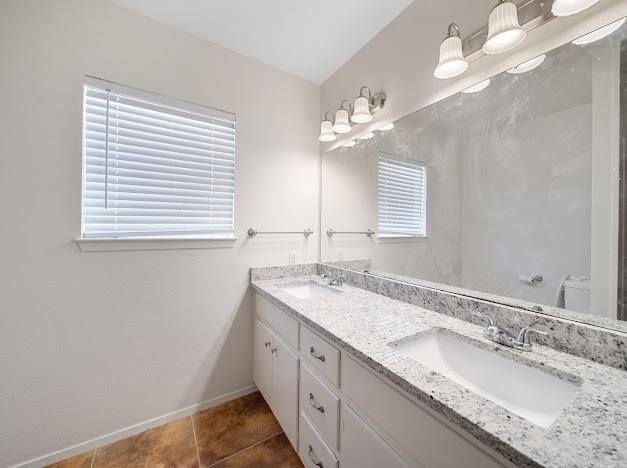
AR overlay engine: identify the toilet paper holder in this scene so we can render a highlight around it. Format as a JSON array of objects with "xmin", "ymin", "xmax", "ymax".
[{"xmin": 520, "ymin": 274, "xmax": 543, "ymax": 285}]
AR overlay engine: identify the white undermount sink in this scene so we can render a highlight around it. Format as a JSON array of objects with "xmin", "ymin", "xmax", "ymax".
[
  {"xmin": 280, "ymin": 281, "xmax": 342, "ymax": 300},
  {"xmin": 390, "ymin": 328, "xmax": 582, "ymax": 427}
]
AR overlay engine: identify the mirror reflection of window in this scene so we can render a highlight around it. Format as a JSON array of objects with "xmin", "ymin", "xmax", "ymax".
[{"xmin": 377, "ymin": 153, "xmax": 427, "ymax": 238}]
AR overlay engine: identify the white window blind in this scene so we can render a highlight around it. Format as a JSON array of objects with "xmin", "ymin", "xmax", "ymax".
[
  {"xmin": 81, "ymin": 78, "xmax": 236, "ymax": 239},
  {"xmin": 377, "ymin": 153, "xmax": 427, "ymax": 237}
]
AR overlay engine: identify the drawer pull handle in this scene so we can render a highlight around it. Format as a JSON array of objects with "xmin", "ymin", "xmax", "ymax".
[
  {"xmin": 308, "ymin": 445, "xmax": 323, "ymax": 468},
  {"xmin": 309, "ymin": 393, "xmax": 325, "ymax": 413},
  {"xmin": 310, "ymin": 346, "xmax": 326, "ymax": 362}
]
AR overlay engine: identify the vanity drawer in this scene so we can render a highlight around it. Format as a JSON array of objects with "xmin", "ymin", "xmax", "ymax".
[
  {"xmin": 301, "ymin": 326, "xmax": 340, "ymax": 387},
  {"xmin": 299, "ymin": 412, "xmax": 338, "ymax": 468},
  {"xmin": 256, "ymin": 294, "xmax": 299, "ymax": 350},
  {"xmin": 300, "ymin": 363, "xmax": 340, "ymax": 449},
  {"xmin": 342, "ymin": 355, "xmax": 506, "ymax": 468}
]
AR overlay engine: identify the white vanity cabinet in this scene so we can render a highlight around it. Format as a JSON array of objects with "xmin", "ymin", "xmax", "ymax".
[
  {"xmin": 340, "ymin": 404, "xmax": 407, "ymax": 468},
  {"xmin": 254, "ymin": 293, "xmax": 510, "ymax": 468},
  {"xmin": 341, "ymin": 355, "xmax": 509, "ymax": 468},
  {"xmin": 253, "ymin": 318, "xmax": 273, "ymax": 399},
  {"xmin": 253, "ymin": 316, "xmax": 299, "ymax": 447},
  {"xmin": 269, "ymin": 324, "xmax": 299, "ymax": 447}
]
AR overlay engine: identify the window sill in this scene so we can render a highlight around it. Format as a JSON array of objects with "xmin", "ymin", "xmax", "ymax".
[
  {"xmin": 76, "ymin": 236, "xmax": 238, "ymax": 252},
  {"xmin": 376, "ymin": 235, "xmax": 428, "ymax": 244}
]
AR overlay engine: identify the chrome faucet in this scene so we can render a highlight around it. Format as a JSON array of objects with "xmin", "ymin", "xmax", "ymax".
[
  {"xmin": 474, "ymin": 312, "xmax": 547, "ymax": 351},
  {"xmin": 321, "ymin": 273, "xmax": 344, "ymax": 286},
  {"xmin": 514, "ymin": 325, "xmax": 548, "ymax": 351}
]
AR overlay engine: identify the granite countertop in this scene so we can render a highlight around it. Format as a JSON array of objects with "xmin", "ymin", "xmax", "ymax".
[{"xmin": 251, "ymin": 276, "xmax": 627, "ymax": 468}]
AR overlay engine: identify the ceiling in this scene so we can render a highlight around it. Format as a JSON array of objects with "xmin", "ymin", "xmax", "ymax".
[{"xmin": 109, "ymin": 0, "xmax": 414, "ymax": 84}]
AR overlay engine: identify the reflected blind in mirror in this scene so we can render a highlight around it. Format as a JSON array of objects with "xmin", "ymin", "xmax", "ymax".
[
  {"xmin": 377, "ymin": 153, "xmax": 427, "ymax": 237},
  {"xmin": 81, "ymin": 78, "xmax": 236, "ymax": 239}
]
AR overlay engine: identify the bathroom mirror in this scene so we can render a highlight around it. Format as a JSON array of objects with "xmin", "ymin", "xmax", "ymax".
[{"xmin": 320, "ymin": 18, "xmax": 627, "ymax": 331}]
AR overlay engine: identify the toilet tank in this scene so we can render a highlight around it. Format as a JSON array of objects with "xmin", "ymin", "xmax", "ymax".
[{"xmin": 563, "ymin": 278, "xmax": 590, "ymax": 314}]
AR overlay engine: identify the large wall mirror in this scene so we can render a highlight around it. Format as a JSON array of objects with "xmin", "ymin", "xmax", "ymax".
[{"xmin": 321, "ymin": 17, "xmax": 627, "ymax": 331}]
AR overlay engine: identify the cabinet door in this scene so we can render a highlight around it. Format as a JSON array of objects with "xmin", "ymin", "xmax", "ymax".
[
  {"xmin": 341, "ymin": 404, "xmax": 407, "ymax": 468},
  {"xmin": 269, "ymin": 328, "xmax": 299, "ymax": 449},
  {"xmin": 253, "ymin": 319, "xmax": 273, "ymax": 403}
]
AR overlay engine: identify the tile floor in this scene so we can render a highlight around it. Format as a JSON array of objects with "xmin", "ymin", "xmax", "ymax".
[{"xmin": 46, "ymin": 392, "xmax": 303, "ymax": 468}]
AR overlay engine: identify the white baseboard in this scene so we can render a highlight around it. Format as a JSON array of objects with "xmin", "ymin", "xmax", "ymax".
[{"xmin": 11, "ymin": 384, "xmax": 258, "ymax": 468}]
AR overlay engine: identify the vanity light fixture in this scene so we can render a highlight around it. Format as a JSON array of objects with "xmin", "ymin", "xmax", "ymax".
[
  {"xmin": 358, "ymin": 132, "xmax": 375, "ymax": 140},
  {"xmin": 333, "ymin": 101, "xmax": 352, "ymax": 134},
  {"xmin": 351, "ymin": 86, "xmax": 385, "ymax": 123},
  {"xmin": 572, "ymin": 18, "xmax": 626, "ymax": 45},
  {"xmin": 343, "ymin": 140, "xmax": 356, "ymax": 147},
  {"xmin": 378, "ymin": 122, "xmax": 395, "ymax": 131},
  {"xmin": 462, "ymin": 79, "xmax": 491, "ymax": 93},
  {"xmin": 434, "ymin": 23, "xmax": 468, "ymax": 79},
  {"xmin": 482, "ymin": 0, "xmax": 526, "ymax": 55},
  {"xmin": 318, "ymin": 112, "xmax": 336, "ymax": 142},
  {"xmin": 319, "ymin": 86, "xmax": 386, "ymax": 143},
  {"xmin": 352, "ymin": 87, "xmax": 373, "ymax": 123},
  {"xmin": 507, "ymin": 54, "xmax": 546, "ymax": 74},
  {"xmin": 552, "ymin": 0, "xmax": 600, "ymax": 17}
]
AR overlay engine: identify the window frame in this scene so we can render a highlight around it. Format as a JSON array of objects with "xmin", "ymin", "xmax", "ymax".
[
  {"xmin": 376, "ymin": 152, "xmax": 428, "ymax": 240},
  {"xmin": 77, "ymin": 76, "xmax": 237, "ymax": 251}
]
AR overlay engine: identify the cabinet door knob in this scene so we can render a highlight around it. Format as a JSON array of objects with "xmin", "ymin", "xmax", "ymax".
[
  {"xmin": 264, "ymin": 341, "xmax": 271, "ymax": 348},
  {"xmin": 308, "ymin": 445, "xmax": 323, "ymax": 468},
  {"xmin": 271, "ymin": 347, "xmax": 277, "ymax": 354},
  {"xmin": 309, "ymin": 393, "xmax": 325, "ymax": 413},
  {"xmin": 309, "ymin": 346, "xmax": 326, "ymax": 362}
]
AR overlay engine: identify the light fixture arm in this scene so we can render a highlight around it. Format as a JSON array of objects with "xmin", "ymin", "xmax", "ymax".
[
  {"xmin": 447, "ymin": 23, "xmax": 461, "ymax": 37},
  {"xmin": 340, "ymin": 99, "xmax": 353, "ymax": 113},
  {"xmin": 324, "ymin": 111, "xmax": 335, "ymax": 123},
  {"xmin": 359, "ymin": 86, "xmax": 372, "ymax": 100}
]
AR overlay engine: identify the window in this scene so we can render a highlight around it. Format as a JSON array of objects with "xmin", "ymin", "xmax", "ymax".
[
  {"xmin": 81, "ymin": 78, "xmax": 235, "ymax": 240},
  {"xmin": 377, "ymin": 153, "xmax": 427, "ymax": 237}
]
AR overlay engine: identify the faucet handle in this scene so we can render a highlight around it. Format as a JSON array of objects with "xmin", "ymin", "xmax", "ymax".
[{"xmin": 473, "ymin": 312, "xmax": 494, "ymax": 328}]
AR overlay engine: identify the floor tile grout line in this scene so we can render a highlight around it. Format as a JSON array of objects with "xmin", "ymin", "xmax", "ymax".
[
  {"xmin": 206, "ymin": 431, "xmax": 285, "ymax": 468},
  {"xmin": 89, "ymin": 448, "xmax": 97, "ymax": 468},
  {"xmin": 190, "ymin": 415, "xmax": 202, "ymax": 468}
]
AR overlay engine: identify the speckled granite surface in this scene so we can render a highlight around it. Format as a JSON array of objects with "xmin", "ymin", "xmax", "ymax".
[
  {"xmin": 251, "ymin": 273, "xmax": 627, "ymax": 468},
  {"xmin": 363, "ymin": 268, "xmax": 627, "ymax": 334},
  {"xmin": 250, "ymin": 262, "xmax": 318, "ymax": 281},
  {"xmin": 319, "ymin": 264, "xmax": 627, "ymax": 370}
]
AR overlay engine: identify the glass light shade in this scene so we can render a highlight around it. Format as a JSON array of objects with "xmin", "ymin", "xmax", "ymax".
[
  {"xmin": 482, "ymin": 1, "xmax": 526, "ymax": 55},
  {"xmin": 507, "ymin": 54, "xmax": 546, "ymax": 74},
  {"xmin": 333, "ymin": 109, "xmax": 351, "ymax": 134},
  {"xmin": 358, "ymin": 132, "xmax": 374, "ymax": 140},
  {"xmin": 343, "ymin": 140, "xmax": 356, "ymax": 147},
  {"xmin": 351, "ymin": 95, "xmax": 372, "ymax": 123},
  {"xmin": 434, "ymin": 35, "xmax": 468, "ymax": 79},
  {"xmin": 462, "ymin": 79, "xmax": 491, "ymax": 94},
  {"xmin": 378, "ymin": 122, "xmax": 394, "ymax": 131},
  {"xmin": 572, "ymin": 18, "xmax": 626, "ymax": 45},
  {"xmin": 552, "ymin": 0, "xmax": 600, "ymax": 16},
  {"xmin": 318, "ymin": 120, "xmax": 336, "ymax": 142}
]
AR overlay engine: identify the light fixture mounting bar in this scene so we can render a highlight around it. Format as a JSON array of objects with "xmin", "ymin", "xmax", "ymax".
[
  {"xmin": 370, "ymin": 93, "xmax": 386, "ymax": 113},
  {"xmin": 463, "ymin": 0, "xmax": 556, "ymax": 62}
]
